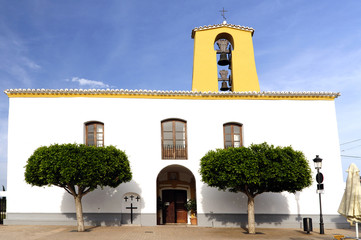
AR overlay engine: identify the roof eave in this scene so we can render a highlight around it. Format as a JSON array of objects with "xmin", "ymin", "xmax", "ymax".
[
  {"xmin": 191, "ymin": 23, "xmax": 255, "ymax": 39},
  {"xmin": 4, "ymin": 89, "xmax": 341, "ymax": 99}
]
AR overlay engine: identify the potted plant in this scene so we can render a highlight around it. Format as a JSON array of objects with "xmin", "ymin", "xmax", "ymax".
[
  {"xmin": 184, "ymin": 199, "xmax": 197, "ymax": 225},
  {"xmin": 157, "ymin": 196, "xmax": 163, "ymax": 225}
]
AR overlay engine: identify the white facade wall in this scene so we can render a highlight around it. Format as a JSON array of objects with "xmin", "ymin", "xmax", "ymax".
[{"xmin": 6, "ymin": 96, "xmax": 344, "ymax": 226}]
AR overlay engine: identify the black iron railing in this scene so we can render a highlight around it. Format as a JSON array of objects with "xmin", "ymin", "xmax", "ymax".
[{"xmin": 162, "ymin": 145, "xmax": 187, "ymax": 159}]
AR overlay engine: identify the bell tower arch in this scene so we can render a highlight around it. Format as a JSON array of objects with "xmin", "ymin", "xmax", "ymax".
[{"xmin": 191, "ymin": 23, "xmax": 260, "ymax": 92}]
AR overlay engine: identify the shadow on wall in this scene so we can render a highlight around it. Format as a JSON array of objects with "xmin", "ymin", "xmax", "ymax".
[
  {"xmin": 60, "ymin": 180, "xmax": 142, "ymax": 226},
  {"xmin": 328, "ymin": 216, "xmax": 349, "ymax": 229},
  {"xmin": 200, "ymin": 185, "xmax": 290, "ymax": 227}
]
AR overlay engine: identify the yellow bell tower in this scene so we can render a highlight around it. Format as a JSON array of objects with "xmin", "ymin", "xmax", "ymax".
[{"xmin": 191, "ymin": 23, "xmax": 260, "ymax": 92}]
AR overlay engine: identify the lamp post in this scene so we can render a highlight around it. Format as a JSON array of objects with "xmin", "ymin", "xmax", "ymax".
[{"xmin": 313, "ymin": 155, "xmax": 324, "ymax": 234}]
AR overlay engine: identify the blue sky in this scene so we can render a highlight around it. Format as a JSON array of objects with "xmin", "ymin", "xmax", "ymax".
[{"xmin": 1, "ymin": 0, "xmax": 361, "ymax": 188}]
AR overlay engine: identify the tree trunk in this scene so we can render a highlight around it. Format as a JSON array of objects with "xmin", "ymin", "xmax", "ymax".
[
  {"xmin": 247, "ymin": 195, "xmax": 255, "ymax": 234},
  {"xmin": 75, "ymin": 195, "xmax": 85, "ymax": 232}
]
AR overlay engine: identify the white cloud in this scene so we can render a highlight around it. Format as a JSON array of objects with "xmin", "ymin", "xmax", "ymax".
[
  {"xmin": 258, "ymin": 46, "xmax": 361, "ymax": 93},
  {"xmin": 0, "ymin": 26, "xmax": 41, "ymax": 87},
  {"xmin": 20, "ymin": 56, "xmax": 41, "ymax": 70},
  {"xmin": 70, "ymin": 77, "xmax": 110, "ymax": 88}
]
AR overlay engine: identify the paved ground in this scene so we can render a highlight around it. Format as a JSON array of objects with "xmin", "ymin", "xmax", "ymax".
[{"xmin": 0, "ymin": 225, "xmax": 359, "ymax": 240}]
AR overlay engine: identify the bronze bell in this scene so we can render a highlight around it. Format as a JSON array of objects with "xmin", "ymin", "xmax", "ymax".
[
  {"xmin": 218, "ymin": 53, "xmax": 230, "ymax": 66},
  {"xmin": 220, "ymin": 81, "xmax": 230, "ymax": 91}
]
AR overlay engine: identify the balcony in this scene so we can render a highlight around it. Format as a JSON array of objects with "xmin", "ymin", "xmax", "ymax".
[{"xmin": 162, "ymin": 145, "xmax": 187, "ymax": 160}]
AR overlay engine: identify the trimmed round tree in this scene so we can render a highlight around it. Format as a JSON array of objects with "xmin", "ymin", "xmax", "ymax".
[
  {"xmin": 25, "ymin": 143, "xmax": 132, "ymax": 232},
  {"xmin": 200, "ymin": 142, "xmax": 312, "ymax": 234}
]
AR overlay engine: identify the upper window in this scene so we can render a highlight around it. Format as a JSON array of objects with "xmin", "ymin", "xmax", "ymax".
[
  {"xmin": 161, "ymin": 119, "xmax": 187, "ymax": 159},
  {"xmin": 85, "ymin": 122, "xmax": 104, "ymax": 147},
  {"xmin": 223, "ymin": 123, "xmax": 242, "ymax": 148}
]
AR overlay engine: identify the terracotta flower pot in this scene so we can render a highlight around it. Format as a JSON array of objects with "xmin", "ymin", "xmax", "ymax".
[{"xmin": 190, "ymin": 217, "xmax": 197, "ymax": 225}]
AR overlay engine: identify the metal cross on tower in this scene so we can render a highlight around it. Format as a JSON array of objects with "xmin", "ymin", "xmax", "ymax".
[{"xmin": 219, "ymin": 7, "xmax": 228, "ymax": 22}]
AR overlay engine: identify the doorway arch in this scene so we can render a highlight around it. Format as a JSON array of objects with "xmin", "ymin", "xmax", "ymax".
[{"xmin": 156, "ymin": 165, "xmax": 196, "ymax": 225}]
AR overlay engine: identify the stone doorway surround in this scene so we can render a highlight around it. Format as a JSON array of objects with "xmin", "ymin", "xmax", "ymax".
[{"xmin": 156, "ymin": 165, "xmax": 196, "ymax": 225}]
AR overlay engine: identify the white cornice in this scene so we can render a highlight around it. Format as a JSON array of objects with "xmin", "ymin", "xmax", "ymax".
[
  {"xmin": 4, "ymin": 88, "xmax": 341, "ymax": 98},
  {"xmin": 191, "ymin": 23, "xmax": 255, "ymax": 38}
]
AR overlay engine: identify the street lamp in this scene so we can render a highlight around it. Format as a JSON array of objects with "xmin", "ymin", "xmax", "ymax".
[
  {"xmin": 313, "ymin": 155, "xmax": 322, "ymax": 169},
  {"xmin": 313, "ymin": 155, "xmax": 324, "ymax": 234}
]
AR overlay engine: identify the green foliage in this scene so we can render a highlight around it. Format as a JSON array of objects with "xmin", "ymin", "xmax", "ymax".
[
  {"xmin": 25, "ymin": 143, "xmax": 132, "ymax": 195},
  {"xmin": 200, "ymin": 142, "xmax": 312, "ymax": 197},
  {"xmin": 184, "ymin": 199, "xmax": 197, "ymax": 212}
]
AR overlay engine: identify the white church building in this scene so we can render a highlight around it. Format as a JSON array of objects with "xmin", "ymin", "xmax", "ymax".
[{"xmin": 4, "ymin": 22, "xmax": 347, "ymax": 228}]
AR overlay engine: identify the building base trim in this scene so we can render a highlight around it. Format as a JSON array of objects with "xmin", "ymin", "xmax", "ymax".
[
  {"xmin": 4, "ymin": 213, "xmax": 156, "ymax": 226},
  {"xmin": 4, "ymin": 212, "xmax": 349, "ymax": 229},
  {"xmin": 197, "ymin": 213, "xmax": 349, "ymax": 229}
]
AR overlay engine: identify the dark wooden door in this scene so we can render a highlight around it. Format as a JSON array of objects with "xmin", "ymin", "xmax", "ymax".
[
  {"xmin": 163, "ymin": 190, "xmax": 175, "ymax": 223},
  {"xmin": 162, "ymin": 190, "xmax": 187, "ymax": 224}
]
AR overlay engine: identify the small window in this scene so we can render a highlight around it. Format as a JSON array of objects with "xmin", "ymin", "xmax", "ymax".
[
  {"xmin": 223, "ymin": 123, "xmax": 242, "ymax": 148},
  {"xmin": 85, "ymin": 122, "xmax": 104, "ymax": 147},
  {"xmin": 161, "ymin": 119, "xmax": 187, "ymax": 159}
]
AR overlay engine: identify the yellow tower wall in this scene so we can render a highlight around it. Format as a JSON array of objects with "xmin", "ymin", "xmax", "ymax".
[{"xmin": 191, "ymin": 26, "xmax": 260, "ymax": 92}]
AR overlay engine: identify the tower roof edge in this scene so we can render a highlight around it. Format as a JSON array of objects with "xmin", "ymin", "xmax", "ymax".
[{"xmin": 191, "ymin": 23, "xmax": 255, "ymax": 38}]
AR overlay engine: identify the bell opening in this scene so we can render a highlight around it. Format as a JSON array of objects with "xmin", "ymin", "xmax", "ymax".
[{"xmin": 215, "ymin": 38, "xmax": 233, "ymax": 92}]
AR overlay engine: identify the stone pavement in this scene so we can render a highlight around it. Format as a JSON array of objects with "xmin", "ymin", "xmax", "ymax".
[{"xmin": 0, "ymin": 225, "xmax": 358, "ymax": 240}]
